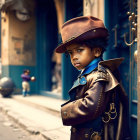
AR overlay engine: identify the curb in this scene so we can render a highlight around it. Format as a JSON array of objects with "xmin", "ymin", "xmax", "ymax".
[
  {"xmin": 12, "ymin": 96, "xmax": 61, "ymax": 118},
  {"xmin": 0, "ymin": 95, "xmax": 70, "ymax": 140},
  {"xmin": 0, "ymin": 103, "xmax": 40, "ymax": 134},
  {"xmin": 0, "ymin": 102, "xmax": 50, "ymax": 140}
]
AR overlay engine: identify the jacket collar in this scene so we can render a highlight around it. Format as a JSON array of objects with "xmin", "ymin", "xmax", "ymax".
[
  {"xmin": 69, "ymin": 58, "xmax": 102, "ymax": 93},
  {"xmin": 68, "ymin": 57, "xmax": 124, "ymax": 94},
  {"xmin": 98, "ymin": 57, "xmax": 124, "ymax": 72},
  {"xmin": 80, "ymin": 57, "xmax": 102, "ymax": 76}
]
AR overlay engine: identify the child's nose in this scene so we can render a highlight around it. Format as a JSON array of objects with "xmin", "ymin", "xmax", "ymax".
[{"xmin": 72, "ymin": 53, "xmax": 78, "ymax": 60}]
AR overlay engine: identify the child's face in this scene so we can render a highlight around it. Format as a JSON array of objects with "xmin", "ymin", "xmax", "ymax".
[
  {"xmin": 25, "ymin": 72, "xmax": 29, "ymax": 75},
  {"xmin": 66, "ymin": 43, "xmax": 101, "ymax": 70}
]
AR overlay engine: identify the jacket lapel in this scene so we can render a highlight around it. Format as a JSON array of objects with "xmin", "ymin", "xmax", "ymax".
[
  {"xmin": 68, "ymin": 60, "xmax": 101, "ymax": 93},
  {"xmin": 68, "ymin": 76, "xmax": 87, "ymax": 93}
]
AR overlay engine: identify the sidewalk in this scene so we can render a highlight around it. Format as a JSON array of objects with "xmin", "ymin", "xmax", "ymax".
[{"xmin": 0, "ymin": 94, "xmax": 70, "ymax": 140}]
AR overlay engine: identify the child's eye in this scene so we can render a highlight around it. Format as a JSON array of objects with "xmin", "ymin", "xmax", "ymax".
[{"xmin": 77, "ymin": 49, "xmax": 83, "ymax": 53}]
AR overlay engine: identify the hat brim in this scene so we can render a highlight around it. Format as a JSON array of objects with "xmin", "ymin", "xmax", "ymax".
[{"xmin": 55, "ymin": 28, "xmax": 109, "ymax": 53}]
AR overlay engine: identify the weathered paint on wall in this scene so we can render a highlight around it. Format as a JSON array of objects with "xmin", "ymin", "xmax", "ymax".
[
  {"xmin": 1, "ymin": 3, "xmax": 36, "ymax": 66},
  {"xmin": 83, "ymin": 0, "xmax": 104, "ymax": 20},
  {"xmin": 1, "ymin": 12, "xmax": 9, "ymax": 65},
  {"xmin": 54, "ymin": 0, "xmax": 65, "ymax": 32},
  {"xmin": 0, "ymin": 0, "xmax": 37, "ymax": 93},
  {"xmin": 9, "ymin": 11, "xmax": 36, "ymax": 66}
]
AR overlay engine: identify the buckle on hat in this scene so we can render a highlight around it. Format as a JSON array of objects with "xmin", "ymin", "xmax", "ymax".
[{"xmin": 65, "ymin": 36, "xmax": 76, "ymax": 43}]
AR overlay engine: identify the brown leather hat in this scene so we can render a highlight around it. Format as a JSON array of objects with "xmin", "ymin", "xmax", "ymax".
[{"xmin": 55, "ymin": 16, "xmax": 109, "ymax": 53}]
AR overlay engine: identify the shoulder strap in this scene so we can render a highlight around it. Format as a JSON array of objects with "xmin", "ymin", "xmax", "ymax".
[
  {"xmin": 94, "ymin": 64, "xmax": 119, "ymax": 92},
  {"xmin": 95, "ymin": 65, "xmax": 109, "ymax": 82}
]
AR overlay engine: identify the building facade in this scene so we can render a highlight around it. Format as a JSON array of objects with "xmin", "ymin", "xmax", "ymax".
[{"xmin": 0, "ymin": 0, "xmax": 139, "ymax": 139}]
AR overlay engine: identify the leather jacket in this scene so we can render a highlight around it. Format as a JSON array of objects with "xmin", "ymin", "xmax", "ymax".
[{"xmin": 61, "ymin": 58, "xmax": 131, "ymax": 140}]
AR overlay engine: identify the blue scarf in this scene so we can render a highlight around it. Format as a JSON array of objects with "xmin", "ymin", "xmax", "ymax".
[{"xmin": 80, "ymin": 57, "xmax": 102, "ymax": 76}]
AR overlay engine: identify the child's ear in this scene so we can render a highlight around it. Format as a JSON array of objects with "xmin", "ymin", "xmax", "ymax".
[{"xmin": 93, "ymin": 47, "xmax": 102, "ymax": 57}]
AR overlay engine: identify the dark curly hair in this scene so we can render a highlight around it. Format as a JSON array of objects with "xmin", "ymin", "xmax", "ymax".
[
  {"xmin": 80, "ymin": 37, "xmax": 108, "ymax": 53},
  {"xmin": 23, "ymin": 69, "xmax": 30, "ymax": 73},
  {"xmin": 65, "ymin": 37, "xmax": 108, "ymax": 57}
]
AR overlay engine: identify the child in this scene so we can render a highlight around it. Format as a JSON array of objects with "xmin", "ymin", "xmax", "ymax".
[
  {"xmin": 21, "ymin": 69, "xmax": 35, "ymax": 97},
  {"xmin": 55, "ymin": 16, "xmax": 131, "ymax": 140}
]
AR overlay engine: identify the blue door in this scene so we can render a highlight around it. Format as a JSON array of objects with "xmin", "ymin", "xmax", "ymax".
[
  {"xmin": 105, "ymin": 0, "xmax": 137, "ymax": 139},
  {"xmin": 36, "ymin": 0, "xmax": 58, "ymax": 94}
]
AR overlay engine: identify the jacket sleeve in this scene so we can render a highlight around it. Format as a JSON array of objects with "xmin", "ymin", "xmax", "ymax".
[
  {"xmin": 61, "ymin": 81, "xmax": 109, "ymax": 126},
  {"xmin": 61, "ymin": 68, "xmax": 119, "ymax": 126}
]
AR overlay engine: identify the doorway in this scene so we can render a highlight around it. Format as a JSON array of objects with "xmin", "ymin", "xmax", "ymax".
[{"xmin": 104, "ymin": 0, "xmax": 137, "ymax": 139}]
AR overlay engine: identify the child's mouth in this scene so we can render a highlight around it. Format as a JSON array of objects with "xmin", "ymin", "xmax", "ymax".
[{"xmin": 74, "ymin": 63, "xmax": 81, "ymax": 67}]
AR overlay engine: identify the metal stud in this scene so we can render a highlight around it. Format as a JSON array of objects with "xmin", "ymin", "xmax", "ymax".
[
  {"xmin": 134, "ymin": 50, "xmax": 137, "ymax": 63},
  {"xmin": 76, "ymin": 96, "xmax": 79, "ymax": 99},
  {"xmin": 72, "ymin": 128, "xmax": 76, "ymax": 133},
  {"xmin": 63, "ymin": 112, "xmax": 67, "ymax": 117},
  {"xmin": 85, "ymin": 134, "xmax": 89, "ymax": 138}
]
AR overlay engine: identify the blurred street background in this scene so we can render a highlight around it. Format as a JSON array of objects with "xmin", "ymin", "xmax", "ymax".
[
  {"xmin": 0, "ymin": 111, "xmax": 46, "ymax": 140},
  {"xmin": 0, "ymin": 94, "xmax": 70, "ymax": 140},
  {"xmin": 0, "ymin": 0, "xmax": 139, "ymax": 139}
]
